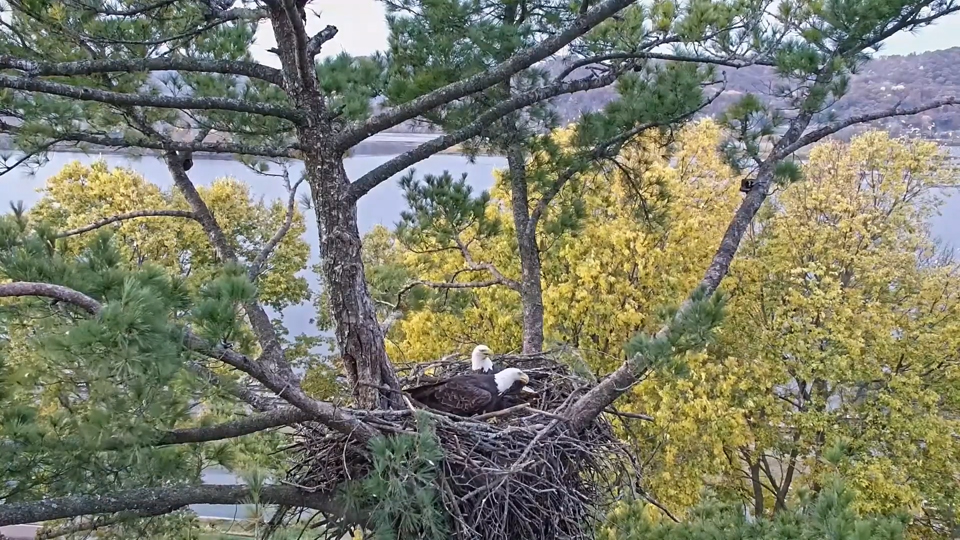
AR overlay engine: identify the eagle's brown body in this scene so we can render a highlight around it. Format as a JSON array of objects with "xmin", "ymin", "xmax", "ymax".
[{"xmin": 407, "ymin": 373, "xmax": 520, "ymax": 416}]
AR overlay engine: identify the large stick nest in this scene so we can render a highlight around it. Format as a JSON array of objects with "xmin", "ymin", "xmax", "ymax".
[{"xmin": 282, "ymin": 352, "xmax": 642, "ymax": 540}]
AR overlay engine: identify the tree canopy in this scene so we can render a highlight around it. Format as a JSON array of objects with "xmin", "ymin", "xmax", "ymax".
[
  {"xmin": 2, "ymin": 0, "xmax": 960, "ymax": 536},
  {"xmin": 370, "ymin": 126, "xmax": 960, "ymax": 537}
]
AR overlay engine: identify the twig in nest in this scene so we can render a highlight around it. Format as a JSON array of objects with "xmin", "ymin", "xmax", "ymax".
[
  {"xmin": 283, "ymin": 353, "xmax": 644, "ymax": 540},
  {"xmin": 471, "ymin": 403, "xmax": 532, "ymax": 421}
]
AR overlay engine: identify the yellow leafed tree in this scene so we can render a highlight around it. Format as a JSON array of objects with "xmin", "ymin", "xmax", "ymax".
[
  {"xmin": 382, "ymin": 120, "xmax": 741, "ymax": 370},
  {"xmin": 367, "ymin": 126, "xmax": 960, "ymax": 536},
  {"xmin": 30, "ymin": 160, "xmax": 310, "ymax": 311},
  {"xmin": 633, "ymin": 132, "xmax": 960, "ymax": 536}
]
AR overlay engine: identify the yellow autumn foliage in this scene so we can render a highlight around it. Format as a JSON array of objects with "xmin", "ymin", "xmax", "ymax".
[
  {"xmin": 374, "ymin": 125, "xmax": 960, "ymax": 535},
  {"xmin": 30, "ymin": 160, "xmax": 310, "ymax": 310},
  {"xmin": 386, "ymin": 120, "xmax": 741, "ymax": 368}
]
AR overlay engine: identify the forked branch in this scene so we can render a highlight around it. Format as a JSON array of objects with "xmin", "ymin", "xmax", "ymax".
[
  {"xmin": 348, "ymin": 69, "xmax": 627, "ymax": 201},
  {"xmin": 0, "ymin": 281, "xmax": 379, "ymax": 442},
  {"xmin": 338, "ymin": 0, "xmax": 636, "ymax": 149}
]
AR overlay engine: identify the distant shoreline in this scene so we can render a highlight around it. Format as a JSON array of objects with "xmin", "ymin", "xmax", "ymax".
[
  {"xmin": 0, "ymin": 136, "xmax": 482, "ymax": 160},
  {"xmin": 0, "ymin": 134, "xmax": 957, "ymax": 162}
]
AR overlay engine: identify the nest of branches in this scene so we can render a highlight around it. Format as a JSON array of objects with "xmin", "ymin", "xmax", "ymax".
[{"xmin": 283, "ymin": 353, "xmax": 641, "ymax": 540}]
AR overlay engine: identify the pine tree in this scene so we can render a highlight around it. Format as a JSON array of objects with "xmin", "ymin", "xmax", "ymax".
[
  {"xmin": 0, "ymin": 0, "xmax": 959, "ymax": 535},
  {"xmin": 389, "ymin": 0, "xmax": 764, "ymax": 353}
]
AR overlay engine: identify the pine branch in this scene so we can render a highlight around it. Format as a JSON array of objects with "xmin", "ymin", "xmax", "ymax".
[
  {"xmin": 185, "ymin": 362, "xmax": 277, "ymax": 412},
  {"xmin": 0, "ymin": 74, "xmax": 302, "ymax": 120},
  {"xmin": 347, "ymin": 70, "xmax": 625, "ymax": 202},
  {"xmin": 777, "ymin": 96, "xmax": 960, "ymax": 158},
  {"xmin": 527, "ymin": 85, "xmax": 724, "ymax": 235},
  {"xmin": 0, "ymin": 126, "xmax": 300, "ymax": 159},
  {"xmin": 554, "ymin": 49, "xmax": 772, "ymax": 82},
  {"xmin": 0, "ymin": 485, "xmax": 353, "ymax": 528},
  {"xmin": 36, "ymin": 507, "xmax": 178, "ymax": 539},
  {"xmin": 81, "ymin": 0, "xmax": 176, "ymax": 17},
  {"xmin": 0, "ymin": 282, "xmax": 380, "ymax": 442},
  {"xmin": 102, "ymin": 407, "xmax": 311, "ymax": 449},
  {"xmin": 162, "ymin": 151, "xmax": 297, "ymax": 387},
  {"xmin": 0, "ymin": 55, "xmax": 284, "ymax": 86},
  {"xmin": 54, "ymin": 209, "xmax": 199, "ymax": 238},
  {"xmin": 337, "ymin": 0, "xmax": 636, "ymax": 148}
]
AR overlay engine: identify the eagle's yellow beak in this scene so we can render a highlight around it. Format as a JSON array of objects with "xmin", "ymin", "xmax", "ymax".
[{"xmin": 520, "ymin": 372, "xmax": 529, "ymax": 384}]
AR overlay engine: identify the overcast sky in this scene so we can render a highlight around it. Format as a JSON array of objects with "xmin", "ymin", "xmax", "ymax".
[{"xmin": 251, "ymin": 0, "xmax": 960, "ymax": 64}]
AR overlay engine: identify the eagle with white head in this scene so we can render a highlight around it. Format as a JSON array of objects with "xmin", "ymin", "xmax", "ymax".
[
  {"xmin": 406, "ymin": 368, "xmax": 530, "ymax": 416},
  {"xmin": 471, "ymin": 344, "xmax": 494, "ymax": 373}
]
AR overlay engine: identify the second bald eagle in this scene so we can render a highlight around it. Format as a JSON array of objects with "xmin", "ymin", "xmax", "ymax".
[{"xmin": 407, "ymin": 367, "xmax": 529, "ymax": 416}]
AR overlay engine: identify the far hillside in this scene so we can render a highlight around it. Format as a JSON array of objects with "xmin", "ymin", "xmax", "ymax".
[{"xmin": 393, "ymin": 47, "xmax": 960, "ymax": 141}]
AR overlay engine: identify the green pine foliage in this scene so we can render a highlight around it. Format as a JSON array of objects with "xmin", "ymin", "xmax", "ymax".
[
  {"xmin": 0, "ymin": 213, "xmax": 286, "ymax": 536},
  {"xmin": 340, "ymin": 412, "xmax": 449, "ymax": 540}
]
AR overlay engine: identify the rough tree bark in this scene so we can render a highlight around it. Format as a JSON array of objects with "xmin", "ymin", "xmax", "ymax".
[
  {"xmin": 506, "ymin": 145, "xmax": 547, "ymax": 353},
  {"xmin": 266, "ymin": 7, "xmax": 403, "ymax": 409}
]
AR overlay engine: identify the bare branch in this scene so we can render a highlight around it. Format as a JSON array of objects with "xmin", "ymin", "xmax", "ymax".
[
  {"xmin": 0, "ymin": 126, "xmax": 300, "ymax": 159},
  {"xmin": 305, "ymin": 25, "xmax": 339, "ymax": 58},
  {"xmin": 337, "ymin": 0, "xmax": 636, "ymax": 148},
  {"xmin": 415, "ymin": 279, "xmax": 503, "ymax": 290},
  {"xmin": 0, "ymin": 485, "xmax": 351, "ymax": 528},
  {"xmin": 347, "ymin": 70, "xmax": 624, "ymax": 202},
  {"xmin": 249, "ymin": 174, "xmax": 305, "ymax": 279},
  {"xmin": 777, "ymin": 96, "xmax": 959, "ymax": 158},
  {"xmin": 0, "ymin": 75, "xmax": 302, "ymax": 121},
  {"xmin": 0, "ymin": 281, "xmax": 380, "ymax": 442},
  {"xmin": 454, "ymin": 237, "xmax": 522, "ymax": 291},
  {"xmin": 528, "ymin": 84, "xmax": 725, "ymax": 234},
  {"xmin": 0, "ymin": 55, "xmax": 284, "ymax": 87},
  {"xmin": 603, "ymin": 408, "xmax": 654, "ymax": 421},
  {"xmin": 0, "ymin": 282, "xmax": 103, "ymax": 314},
  {"xmin": 54, "ymin": 209, "xmax": 198, "ymax": 238},
  {"xmin": 102, "ymin": 407, "xmax": 311, "ymax": 449}
]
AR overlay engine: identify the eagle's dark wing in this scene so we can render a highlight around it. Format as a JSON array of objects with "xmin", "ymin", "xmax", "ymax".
[
  {"xmin": 432, "ymin": 378, "xmax": 494, "ymax": 415},
  {"xmin": 407, "ymin": 382, "xmax": 442, "ymax": 404}
]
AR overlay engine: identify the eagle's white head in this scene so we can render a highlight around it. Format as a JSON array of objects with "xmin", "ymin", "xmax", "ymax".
[
  {"xmin": 493, "ymin": 367, "xmax": 529, "ymax": 394},
  {"xmin": 471, "ymin": 344, "xmax": 494, "ymax": 372}
]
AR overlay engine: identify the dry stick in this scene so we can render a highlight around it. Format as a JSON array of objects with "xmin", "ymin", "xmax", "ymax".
[
  {"xmin": 54, "ymin": 210, "xmax": 198, "ymax": 238},
  {"xmin": 603, "ymin": 408, "xmax": 654, "ymax": 422}
]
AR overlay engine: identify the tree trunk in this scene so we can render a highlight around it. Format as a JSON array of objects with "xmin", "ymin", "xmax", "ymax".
[
  {"xmin": 306, "ymin": 150, "xmax": 402, "ymax": 409},
  {"xmin": 266, "ymin": 8, "xmax": 400, "ymax": 411},
  {"xmin": 506, "ymin": 146, "xmax": 545, "ymax": 353}
]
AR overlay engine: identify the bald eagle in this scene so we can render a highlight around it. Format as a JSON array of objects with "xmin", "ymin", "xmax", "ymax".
[
  {"xmin": 471, "ymin": 344, "xmax": 494, "ymax": 373},
  {"xmin": 407, "ymin": 368, "xmax": 530, "ymax": 416},
  {"xmin": 469, "ymin": 345, "xmax": 538, "ymax": 397}
]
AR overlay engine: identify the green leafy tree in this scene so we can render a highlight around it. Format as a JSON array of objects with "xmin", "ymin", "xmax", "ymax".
[{"xmin": 0, "ymin": 217, "xmax": 298, "ymax": 537}]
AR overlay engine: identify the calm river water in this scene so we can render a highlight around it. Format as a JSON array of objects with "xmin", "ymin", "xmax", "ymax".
[{"xmin": 1, "ymin": 139, "xmax": 958, "ymax": 519}]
